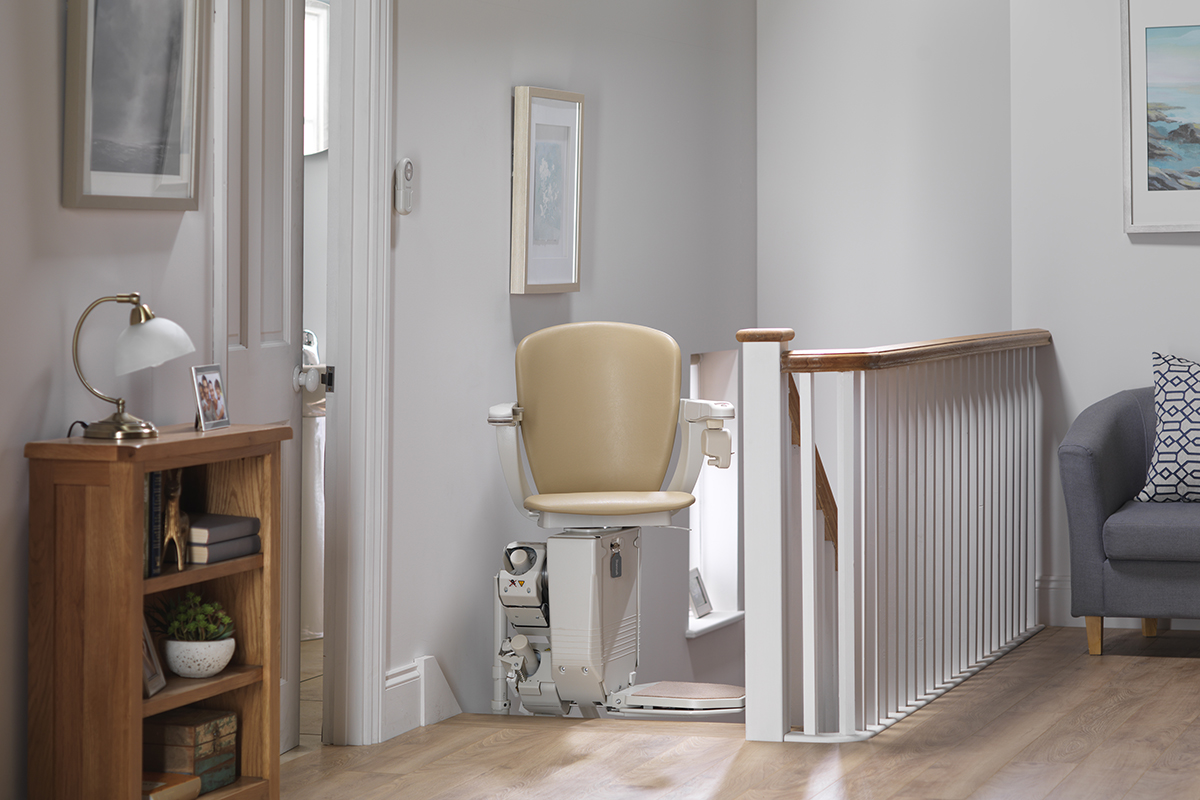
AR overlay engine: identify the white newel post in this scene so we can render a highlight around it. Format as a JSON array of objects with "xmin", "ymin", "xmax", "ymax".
[{"xmin": 739, "ymin": 329, "xmax": 794, "ymax": 742}]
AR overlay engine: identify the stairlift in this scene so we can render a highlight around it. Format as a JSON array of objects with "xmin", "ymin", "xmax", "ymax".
[{"xmin": 488, "ymin": 321, "xmax": 745, "ymax": 719}]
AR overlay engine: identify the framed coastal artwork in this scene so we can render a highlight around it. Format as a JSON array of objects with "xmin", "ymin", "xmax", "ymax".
[
  {"xmin": 1124, "ymin": 0, "xmax": 1200, "ymax": 231},
  {"xmin": 510, "ymin": 87, "xmax": 584, "ymax": 294},
  {"xmin": 63, "ymin": 0, "xmax": 205, "ymax": 210}
]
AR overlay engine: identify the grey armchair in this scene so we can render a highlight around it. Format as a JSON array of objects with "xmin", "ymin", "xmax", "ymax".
[{"xmin": 1059, "ymin": 386, "xmax": 1200, "ymax": 654}]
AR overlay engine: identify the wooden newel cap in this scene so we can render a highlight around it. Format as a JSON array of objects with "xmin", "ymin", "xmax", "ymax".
[{"xmin": 736, "ymin": 328, "xmax": 796, "ymax": 343}]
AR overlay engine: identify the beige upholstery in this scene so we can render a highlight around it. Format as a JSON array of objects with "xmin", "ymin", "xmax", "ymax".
[
  {"xmin": 524, "ymin": 491, "xmax": 694, "ymax": 516},
  {"xmin": 515, "ymin": 321, "xmax": 684, "ymax": 514}
]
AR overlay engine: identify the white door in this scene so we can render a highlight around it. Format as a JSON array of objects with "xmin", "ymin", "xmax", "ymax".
[{"xmin": 211, "ymin": 0, "xmax": 305, "ymax": 753}]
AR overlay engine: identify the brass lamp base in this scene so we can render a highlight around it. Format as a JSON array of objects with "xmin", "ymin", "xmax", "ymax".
[{"xmin": 83, "ymin": 410, "xmax": 159, "ymax": 439}]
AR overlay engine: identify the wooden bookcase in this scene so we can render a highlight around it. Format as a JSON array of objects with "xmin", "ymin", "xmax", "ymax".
[{"xmin": 26, "ymin": 422, "xmax": 292, "ymax": 800}]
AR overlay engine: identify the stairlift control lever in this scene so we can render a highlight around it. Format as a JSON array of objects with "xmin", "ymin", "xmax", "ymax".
[{"xmin": 702, "ymin": 428, "xmax": 732, "ymax": 469}]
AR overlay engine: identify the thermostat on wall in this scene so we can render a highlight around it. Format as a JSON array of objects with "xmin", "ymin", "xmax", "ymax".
[{"xmin": 394, "ymin": 158, "xmax": 414, "ymax": 215}]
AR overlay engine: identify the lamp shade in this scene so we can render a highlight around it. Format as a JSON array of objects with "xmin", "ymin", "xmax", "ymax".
[{"xmin": 114, "ymin": 315, "xmax": 196, "ymax": 376}]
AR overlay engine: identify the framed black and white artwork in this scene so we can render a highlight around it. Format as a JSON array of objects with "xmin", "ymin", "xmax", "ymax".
[{"xmin": 63, "ymin": 0, "xmax": 205, "ymax": 210}]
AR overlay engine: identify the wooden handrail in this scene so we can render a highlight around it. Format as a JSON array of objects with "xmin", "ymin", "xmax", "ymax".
[{"xmin": 746, "ymin": 328, "xmax": 1050, "ymax": 373}]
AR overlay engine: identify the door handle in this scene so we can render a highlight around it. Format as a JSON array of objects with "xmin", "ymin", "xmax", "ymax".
[{"xmin": 293, "ymin": 364, "xmax": 335, "ymax": 393}]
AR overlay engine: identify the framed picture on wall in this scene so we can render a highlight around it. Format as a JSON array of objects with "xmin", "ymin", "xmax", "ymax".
[
  {"xmin": 1123, "ymin": 0, "xmax": 1200, "ymax": 232},
  {"xmin": 62, "ymin": 0, "xmax": 206, "ymax": 210},
  {"xmin": 510, "ymin": 86, "xmax": 584, "ymax": 294}
]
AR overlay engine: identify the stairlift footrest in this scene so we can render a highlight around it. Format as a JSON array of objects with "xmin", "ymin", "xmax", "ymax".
[{"xmin": 608, "ymin": 681, "xmax": 746, "ymax": 714}]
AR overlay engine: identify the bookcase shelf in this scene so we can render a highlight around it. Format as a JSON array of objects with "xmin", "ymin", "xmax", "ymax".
[
  {"xmin": 204, "ymin": 776, "xmax": 271, "ymax": 800},
  {"xmin": 26, "ymin": 422, "xmax": 291, "ymax": 800},
  {"xmin": 145, "ymin": 554, "xmax": 265, "ymax": 595},
  {"xmin": 142, "ymin": 665, "xmax": 265, "ymax": 718}
]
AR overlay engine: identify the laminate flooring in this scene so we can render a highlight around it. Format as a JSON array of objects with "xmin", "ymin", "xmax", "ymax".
[
  {"xmin": 282, "ymin": 638, "xmax": 325, "ymax": 764},
  {"xmin": 279, "ymin": 626, "xmax": 1200, "ymax": 799}
]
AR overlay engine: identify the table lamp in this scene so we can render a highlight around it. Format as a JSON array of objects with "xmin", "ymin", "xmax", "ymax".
[{"xmin": 72, "ymin": 292, "xmax": 196, "ymax": 439}]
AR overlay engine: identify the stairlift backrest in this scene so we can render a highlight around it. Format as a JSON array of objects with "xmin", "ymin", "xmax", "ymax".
[{"xmin": 515, "ymin": 321, "xmax": 681, "ymax": 495}]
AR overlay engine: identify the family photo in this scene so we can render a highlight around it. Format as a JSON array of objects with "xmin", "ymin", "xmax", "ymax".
[{"xmin": 191, "ymin": 364, "xmax": 229, "ymax": 430}]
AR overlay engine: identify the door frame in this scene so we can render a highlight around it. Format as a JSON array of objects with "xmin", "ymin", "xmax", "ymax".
[
  {"xmin": 212, "ymin": 0, "xmax": 393, "ymax": 747},
  {"xmin": 321, "ymin": 0, "xmax": 394, "ymax": 745}
]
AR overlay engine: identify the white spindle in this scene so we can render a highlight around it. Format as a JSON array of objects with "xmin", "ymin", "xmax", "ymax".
[
  {"xmin": 796, "ymin": 372, "xmax": 818, "ymax": 735},
  {"xmin": 863, "ymin": 371, "xmax": 880, "ymax": 730},
  {"xmin": 837, "ymin": 371, "xmax": 863, "ymax": 735}
]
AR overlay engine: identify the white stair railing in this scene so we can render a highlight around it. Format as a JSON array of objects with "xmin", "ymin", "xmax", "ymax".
[{"xmin": 739, "ymin": 328, "xmax": 1052, "ymax": 742}]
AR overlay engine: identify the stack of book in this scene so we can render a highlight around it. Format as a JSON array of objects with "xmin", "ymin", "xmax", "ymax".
[
  {"xmin": 186, "ymin": 513, "xmax": 262, "ymax": 565},
  {"xmin": 143, "ymin": 707, "xmax": 237, "ymax": 795}
]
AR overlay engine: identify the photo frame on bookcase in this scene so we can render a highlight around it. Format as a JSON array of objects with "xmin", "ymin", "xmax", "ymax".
[
  {"xmin": 191, "ymin": 364, "xmax": 230, "ymax": 431},
  {"xmin": 142, "ymin": 616, "xmax": 166, "ymax": 698}
]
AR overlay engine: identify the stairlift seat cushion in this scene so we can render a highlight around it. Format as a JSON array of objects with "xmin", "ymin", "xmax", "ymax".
[
  {"xmin": 516, "ymin": 322, "xmax": 681, "ymax": 495},
  {"xmin": 524, "ymin": 490, "xmax": 695, "ymax": 515}
]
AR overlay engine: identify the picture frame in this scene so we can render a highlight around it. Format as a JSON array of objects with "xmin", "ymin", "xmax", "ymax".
[
  {"xmin": 191, "ymin": 364, "xmax": 231, "ymax": 431},
  {"xmin": 142, "ymin": 617, "xmax": 166, "ymax": 698},
  {"xmin": 510, "ymin": 86, "xmax": 584, "ymax": 294},
  {"xmin": 63, "ymin": 0, "xmax": 206, "ymax": 210},
  {"xmin": 1123, "ymin": 0, "xmax": 1200, "ymax": 232},
  {"xmin": 688, "ymin": 568, "xmax": 713, "ymax": 619}
]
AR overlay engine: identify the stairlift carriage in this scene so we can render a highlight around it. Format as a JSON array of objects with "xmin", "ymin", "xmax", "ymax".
[{"xmin": 488, "ymin": 322, "xmax": 746, "ymax": 718}]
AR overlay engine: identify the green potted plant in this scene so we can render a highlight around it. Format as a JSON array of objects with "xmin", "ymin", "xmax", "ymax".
[{"xmin": 148, "ymin": 590, "xmax": 236, "ymax": 679}]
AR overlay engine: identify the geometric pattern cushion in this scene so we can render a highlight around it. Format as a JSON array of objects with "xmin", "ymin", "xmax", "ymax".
[{"xmin": 1138, "ymin": 352, "xmax": 1200, "ymax": 501}]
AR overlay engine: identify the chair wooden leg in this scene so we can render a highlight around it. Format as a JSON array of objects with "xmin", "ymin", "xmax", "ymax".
[
  {"xmin": 1086, "ymin": 616, "xmax": 1103, "ymax": 655},
  {"xmin": 1142, "ymin": 618, "xmax": 1159, "ymax": 638}
]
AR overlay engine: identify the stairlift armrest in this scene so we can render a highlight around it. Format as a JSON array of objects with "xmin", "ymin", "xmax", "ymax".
[
  {"xmin": 488, "ymin": 403, "xmax": 538, "ymax": 521},
  {"xmin": 488, "ymin": 403, "xmax": 523, "ymax": 426},
  {"xmin": 681, "ymin": 399, "xmax": 734, "ymax": 426},
  {"xmin": 666, "ymin": 399, "xmax": 735, "ymax": 493}
]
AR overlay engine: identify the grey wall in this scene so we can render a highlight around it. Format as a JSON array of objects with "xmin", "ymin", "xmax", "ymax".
[
  {"xmin": 756, "ymin": 0, "xmax": 1198, "ymax": 631},
  {"xmin": 1012, "ymin": 0, "xmax": 1200, "ymax": 626},
  {"xmin": 1, "ymin": 3, "xmax": 216, "ymax": 788},
  {"xmin": 755, "ymin": 0, "xmax": 1016, "ymax": 574},
  {"xmin": 385, "ymin": 0, "xmax": 758, "ymax": 714},
  {"xmin": 757, "ymin": 0, "xmax": 1013, "ymax": 348}
]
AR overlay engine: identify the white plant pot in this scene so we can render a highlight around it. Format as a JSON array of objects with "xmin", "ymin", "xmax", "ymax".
[{"xmin": 164, "ymin": 638, "xmax": 236, "ymax": 679}]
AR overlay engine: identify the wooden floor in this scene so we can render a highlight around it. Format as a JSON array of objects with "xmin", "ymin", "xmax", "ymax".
[{"xmin": 279, "ymin": 626, "xmax": 1200, "ymax": 799}]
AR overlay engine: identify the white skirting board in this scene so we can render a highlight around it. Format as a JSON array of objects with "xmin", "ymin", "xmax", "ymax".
[{"xmin": 382, "ymin": 656, "xmax": 463, "ymax": 741}]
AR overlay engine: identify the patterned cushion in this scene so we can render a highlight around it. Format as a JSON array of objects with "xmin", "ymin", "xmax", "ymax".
[{"xmin": 1139, "ymin": 352, "xmax": 1200, "ymax": 501}]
